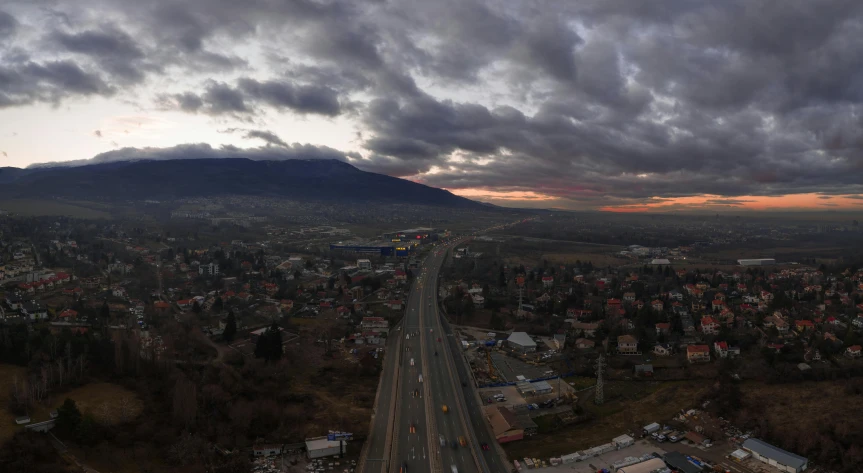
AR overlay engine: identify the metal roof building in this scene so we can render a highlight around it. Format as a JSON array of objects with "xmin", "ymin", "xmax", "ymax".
[
  {"xmin": 742, "ymin": 438, "xmax": 808, "ymax": 473},
  {"xmin": 738, "ymin": 258, "xmax": 776, "ymax": 266},
  {"xmin": 507, "ymin": 332, "xmax": 537, "ymax": 353},
  {"xmin": 305, "ymin": 437, "xmax": 345, "ymax": 459}
]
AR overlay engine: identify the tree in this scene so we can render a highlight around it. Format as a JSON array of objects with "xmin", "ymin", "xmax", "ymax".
[
  {"xmin": 255, "ymin": 322, "xmax": 283, "ymax": 362},
  {"xmin": 223, "ymin": 311, "xmax": 237, "ymax": 343},
  {"xmin": 192, "ymin": 300, "xmax": 202, "ymax": 315},
  {"xmin": 56, "ymin": 398, "xmax": 82, "ymax": 434},
  {"xmin": 212, "ymin": 296, "xmax": 223, "ymax": 313},
  {"xmin": 76, "ymin": 414, "xmax": 99, "ymax": 447}
]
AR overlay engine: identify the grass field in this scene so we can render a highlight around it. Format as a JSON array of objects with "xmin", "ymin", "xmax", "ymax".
[
  {"xmin": 503, "ymin": 380, "xmax": 706, "ymax": 460},
  {"xmin": 0, "ymin": 199, "xmax": 111, "ymax": 219},
  {"xmin": 0, "ymin": 364, "xmax": 28, "ymax": 446}
]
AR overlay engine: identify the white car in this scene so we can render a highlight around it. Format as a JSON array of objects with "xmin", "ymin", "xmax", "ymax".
[
  {"xmin": 410, "ymin": 358, "xmax": 415, "ymax": 366},
  {"xmin": 418, "ymin": 374, "xmax": 423, "ymax": 383}
]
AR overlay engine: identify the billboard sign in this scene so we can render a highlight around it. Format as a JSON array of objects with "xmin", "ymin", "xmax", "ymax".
[{"xmin": 327, "ymin": 431, "xmax": 353, "ymax": 441}]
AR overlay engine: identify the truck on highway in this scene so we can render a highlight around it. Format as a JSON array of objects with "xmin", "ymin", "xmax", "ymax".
[
  {"xmin": 418, "ymin": 374, "xmax": 423, "ymax": 383},
  {"xmin": 410, "ymin": 358, "xmax": 414, "ymax": 366},
  {"xmin": 441, "ymin": 405, "xmax": 448, "ymax": 413},
  {"xmin": 643, "ymin": 422, "xmax": 660, "ymax": 435}
]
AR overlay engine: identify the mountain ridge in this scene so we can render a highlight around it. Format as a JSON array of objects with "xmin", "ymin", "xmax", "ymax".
[{"xmin": 0, "ymin": 158, "xmax": 484, "ymax": 208}]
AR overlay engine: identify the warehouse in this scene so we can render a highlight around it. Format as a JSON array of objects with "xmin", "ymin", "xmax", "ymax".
[
  {"xmin": 329, "ymin": 240, "xmax": 418, "ymax": 257},
  {"xmin": 616, "ymin": 458, "xmax": 669, "ymax": 473},
  {"xmin": 485, "ymin": 406, "xmax": 524, "ymax": 443},
  {"xmin": 305, "ymin": 437, "xmax": 345, "ymax": 459},
  {"xmin": 516, "ymin": 380, "xmax": 553, "ymax": 396},
  {"xmin": 662, "ymin": 451, "xmax": 703, "ymax": 473},
  {"xmin": 737, "ymin": 258, "xmax": 776, "ymax": 266},
  {"xmin": 742, "ymin": 438, "xmax": 808, "ymax": 473},
  {"xmin": 507, "ymin": 332, "xmax": 537, "ymax": 353}
]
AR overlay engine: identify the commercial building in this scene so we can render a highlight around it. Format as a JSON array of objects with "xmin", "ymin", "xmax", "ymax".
[
  {"xmin": 742, "ymin": 438, "xmax": 808, "ymax": 473},
  {"xmin": 329, "ymin": 239, "xmax": 418, "ymax": 257},
  {"xmin": 356, "ymin": 259, "xmax": 372, "ymax": 270},
  {"xmin": 507, "ymin": 332, "xmax": 537, "ymax": 353},
  {"xmin": 305, "ymin": 436, "xmax": 346, "ymax": 459},
  {"xmin": 383, "ymin": 227, "xmax": 438, "ymax": 242},
  {"xmin": 738, "ymin": 258, "xmax": 776, "ymax": 266}
]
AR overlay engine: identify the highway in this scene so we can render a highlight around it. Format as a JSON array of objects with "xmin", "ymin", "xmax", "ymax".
[{"xmin": 362, "ymin": 236, "xmax": 510, "ymax": 473}]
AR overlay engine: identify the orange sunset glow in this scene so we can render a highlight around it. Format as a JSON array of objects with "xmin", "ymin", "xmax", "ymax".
[
  {"xmin": 447, "ymin": 188, "xmax": 557, "ymax": 202},
  {"xmin": 600, "ymin": 193, "xmax": 863, "ymax": 212}
]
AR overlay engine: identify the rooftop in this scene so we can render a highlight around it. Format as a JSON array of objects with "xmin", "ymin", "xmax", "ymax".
[
  {"xmin": 742, "ymin": 438, "xmax": 807, "ymax": 469},
  {"xmin": 507, "ymin": 331, "xmax": 537, "ymax": 348}
]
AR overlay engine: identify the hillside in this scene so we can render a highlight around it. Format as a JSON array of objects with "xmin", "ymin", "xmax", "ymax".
[{"xmin": 0, "ymin": 159, "xmax": 482, "ymax": 208}]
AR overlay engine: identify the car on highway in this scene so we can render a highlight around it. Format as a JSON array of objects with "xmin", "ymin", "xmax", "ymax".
[
  {"xmin": 451, "ymin": 466, "xmax": 458, "ymax": 473},
  {"xmin": 418, "ymin": 374, "xmax": 423, "ymax": 383},
  {"xmin": 481, "ymin": 443, "xmax": 490, "ymax": 451},
  {"xmin": 401, "ymin": 463, "xmax": 407, "ymax": 473},
  {"xmin": 413, "ymin": 389, "xmax": 420, "ymax": 397},
  {"xmin": 441, "ymin": 404, "xmax": 448, "ymax": 413},
  {"xmin": 409, "ymin": 423, "xmax": 416, "ymax": 434},
  {"xmin": 439, "ymin": 435, "xmax": 446, "ymax": 447},
  {"xmin": 527, "ymin": 403, "xmax": 539, "ymax": 410},
  {"xmin": 458, "ymin": 436, "xmax": 467, "ymax": 447},
  {"xmin": 410, "ymin": 358, "xmax": 414, "ymax": 366},
  {"xmin": 451, "ymin": 440, "xmax": 458, "ymax": 449},
  {"xmin": 437, "ymin": 337, "xmax": 441, "ymax": 342}
]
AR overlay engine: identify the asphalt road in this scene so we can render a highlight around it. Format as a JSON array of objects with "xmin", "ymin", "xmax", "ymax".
[{"xmin": 364, "ymin": 237, "xmax": 508, "ymax": 473}]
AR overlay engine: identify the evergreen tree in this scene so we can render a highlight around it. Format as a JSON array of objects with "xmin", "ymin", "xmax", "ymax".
[
  {"xmin": 56, "ymin": 398, "xmax": 82, "ymax": 434},
  {"xmin": 192, "ymin": 300, "xmax": 202, "ymax": 315},
  {"xmin": 255, "ymin": 322, "xmax": 283, "ymax": 361},
  {"xmin": 223, "ymin": 311, "xmax": 237, "ymax": 343}
]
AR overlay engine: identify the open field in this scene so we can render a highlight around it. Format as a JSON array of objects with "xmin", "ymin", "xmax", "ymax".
[
  {"xmin": 503, "ymin": 380, "xmax": 706, "ymax": 460},
  {"xmin": 0, "ymin": 364, "xmax": 28, "ymax": 446},
  {"xmin": 0, "ymin": 199, "xmax": 111, "ymax": 219},
  {"xmin": 541, "ymin": 252, "xmax": 630, "ymax": 268},
  {"xmin": 31, "ymin": 382, "xmax": 145, "ymax": 426}
]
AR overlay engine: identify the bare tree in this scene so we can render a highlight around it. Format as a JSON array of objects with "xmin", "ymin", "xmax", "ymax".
[{"xmin": 172, "ymin": 375, "xmax": 198, "ymax": 428}]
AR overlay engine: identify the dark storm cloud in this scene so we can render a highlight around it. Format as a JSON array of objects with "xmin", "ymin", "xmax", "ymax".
[
  {"xmin": 219, "ymin": 128, "xmax": 289, "ymax": 148},
  {"xmin": 0, "ymin": 10, "xmax": 17, "ymax": 39},
  {"xmin": 52, "ymin": 26, "xmax": 148, "ymax": 83},
  {"xmin": 161, "ymin": 78, "xmax": 344, "ymax": 116},
  {"xmin": 238, "ymin": 79, "xmax": 342, "ymax": 116},
  {"xmin": 28, "ymin": 142, "xmax": 357, "ymax": 169},
  {"xmin": 0, "ymin": 60, "xmax": 113, "ymax": 108}
]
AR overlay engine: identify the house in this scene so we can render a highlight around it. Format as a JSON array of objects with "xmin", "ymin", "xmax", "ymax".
[
  {"xmin": 21, "ymin": 301, "xmax": 48, "ymax": 320},
  {"xmin": 795, "ymin": 319, "xmax": 815, "ymax": 332},
  {"xmin": 361, "ymin": 316, "xmax": 389, "ymax": 334},
  {"xmin": 507, "ymin": 332, "xmax": 537, "ymax": 353},
  {"xmin": 617, "ymin": 335, "xmax": 639, "ymax": 355},
  {"xmin": 280, "ymin": 300, "xmax": 294, "ymax": 312},
  {"xmin": 686, "ymin": 344, "xmax": 711, "ymax": 363},
  {"xmin": 742, "ymin": 438, "xmax": 808, "ymax": 473},
  {"xmin": 700, "ymin": 316, "xmax": 719, "ymax": 335},
  {"xmin": 58, "ymin": 309, "xmax": 78, "ymax": 320},
  {"xmin": 711, "ymin": 299, "xmax": 725, "ymax": 311},
  {"xmin": 846, "ymin": 345, "xmax": 862, "ymax": 358},
  {"xmin": 570, "ymin": 322, "xmax": 599, "ymax": 337},
  {"xmin": 623, "ymin": 292, "xmax": 636, "ymax": 302},
  {"xmin": 394, "ymin": 270, "xmax": 407, "ymax": 281},
  {"xmin": 655, "ymin": 323, "xmax": 670, "ymax": 336},
  {"xmin": 386, "ymin": 300, "xmax": 403, "ymax": 310},
  {"xmin": 553, "ymin": 330, "xmax": 566, "ymax": 349},
  {"xmin": 541, "ymin": 276, "xmax": 554, "ymax": 288},
  {"xmin": 714, "ymin": 341, "xmax": 728, "ymax": 358},
  {"xmin": 668, "ymin": 290, "xmax": 683, "ymax": 301},
  {"xmin": 607, "ymin": 298, "xmax": 622, "ymax": 310},
  {"xmin": 634, "ymin": 364, "xmax": 654, "ymax": 377},
  {"xmin": 176, "ymin": 299, "xmax": 193, "ymax": 310},
  {"xmin": 653, "ymin": 343, "xmax": 673, "ymax": 356},
  {"xmin": 471, "ymin": 294, "xmax": 485, "ymax": 308},
  {"xmin": 574, "ymin": 338, "xmax": 595, "ymax": 349},
  {"xmin": 651, "ymin": 300, "xmax": 664, "ymax": 312}
]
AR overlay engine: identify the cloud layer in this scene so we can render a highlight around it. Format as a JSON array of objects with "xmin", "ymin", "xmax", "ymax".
[{"xmin": 4, "ymin": 0, "xmax": 863, "ymax": 208}]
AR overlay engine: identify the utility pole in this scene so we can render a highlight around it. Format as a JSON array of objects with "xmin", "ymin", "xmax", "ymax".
[{"xmin": 594, "ymin": 354, "xmax": 605, "ymax": 405}]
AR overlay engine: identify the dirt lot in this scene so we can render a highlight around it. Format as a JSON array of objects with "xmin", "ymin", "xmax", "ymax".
[
  {"xmin": 32, "ymin": 382, "xmax": 144, "ymax": 426},
  {"xmin": 503, "ymin": 381, "xmax": 706, "ymax": 460}
]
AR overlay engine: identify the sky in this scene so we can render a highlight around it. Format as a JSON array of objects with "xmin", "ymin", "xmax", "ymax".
[{"xmin": 2, "ymin": 1, "xmax": 863, "ymax": 212}]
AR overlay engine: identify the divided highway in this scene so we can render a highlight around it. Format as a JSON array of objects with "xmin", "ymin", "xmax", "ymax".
[{"xmin": 361, "ymin": 238, "xmax": 508, "ymax": 473}]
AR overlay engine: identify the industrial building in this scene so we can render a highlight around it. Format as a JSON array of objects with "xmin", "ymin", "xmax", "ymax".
[
  {"xmin": 485, "ymin": 406, "xmax": 524, "ymax": 443},
  {"xmin": 305, "ymin": 437, "xmax": 346, "ymax": 459},
  {"xmin": 737, "ymin": 258, "xmax": 776, "ymax": 266},
  {"xmin": 516, "ymin": 380, "xmax": 553, "ymax": 396},
  {"xmin": 742, "ymin": 438, "xmax": 808, "ymax": 473},
  {"xmin": 662, "ymin": 452, "xmax": 704, "ymax": 473},
  {"xmin": 507, "ymin": 332, "xmax": 537, "ymax": 353}
]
